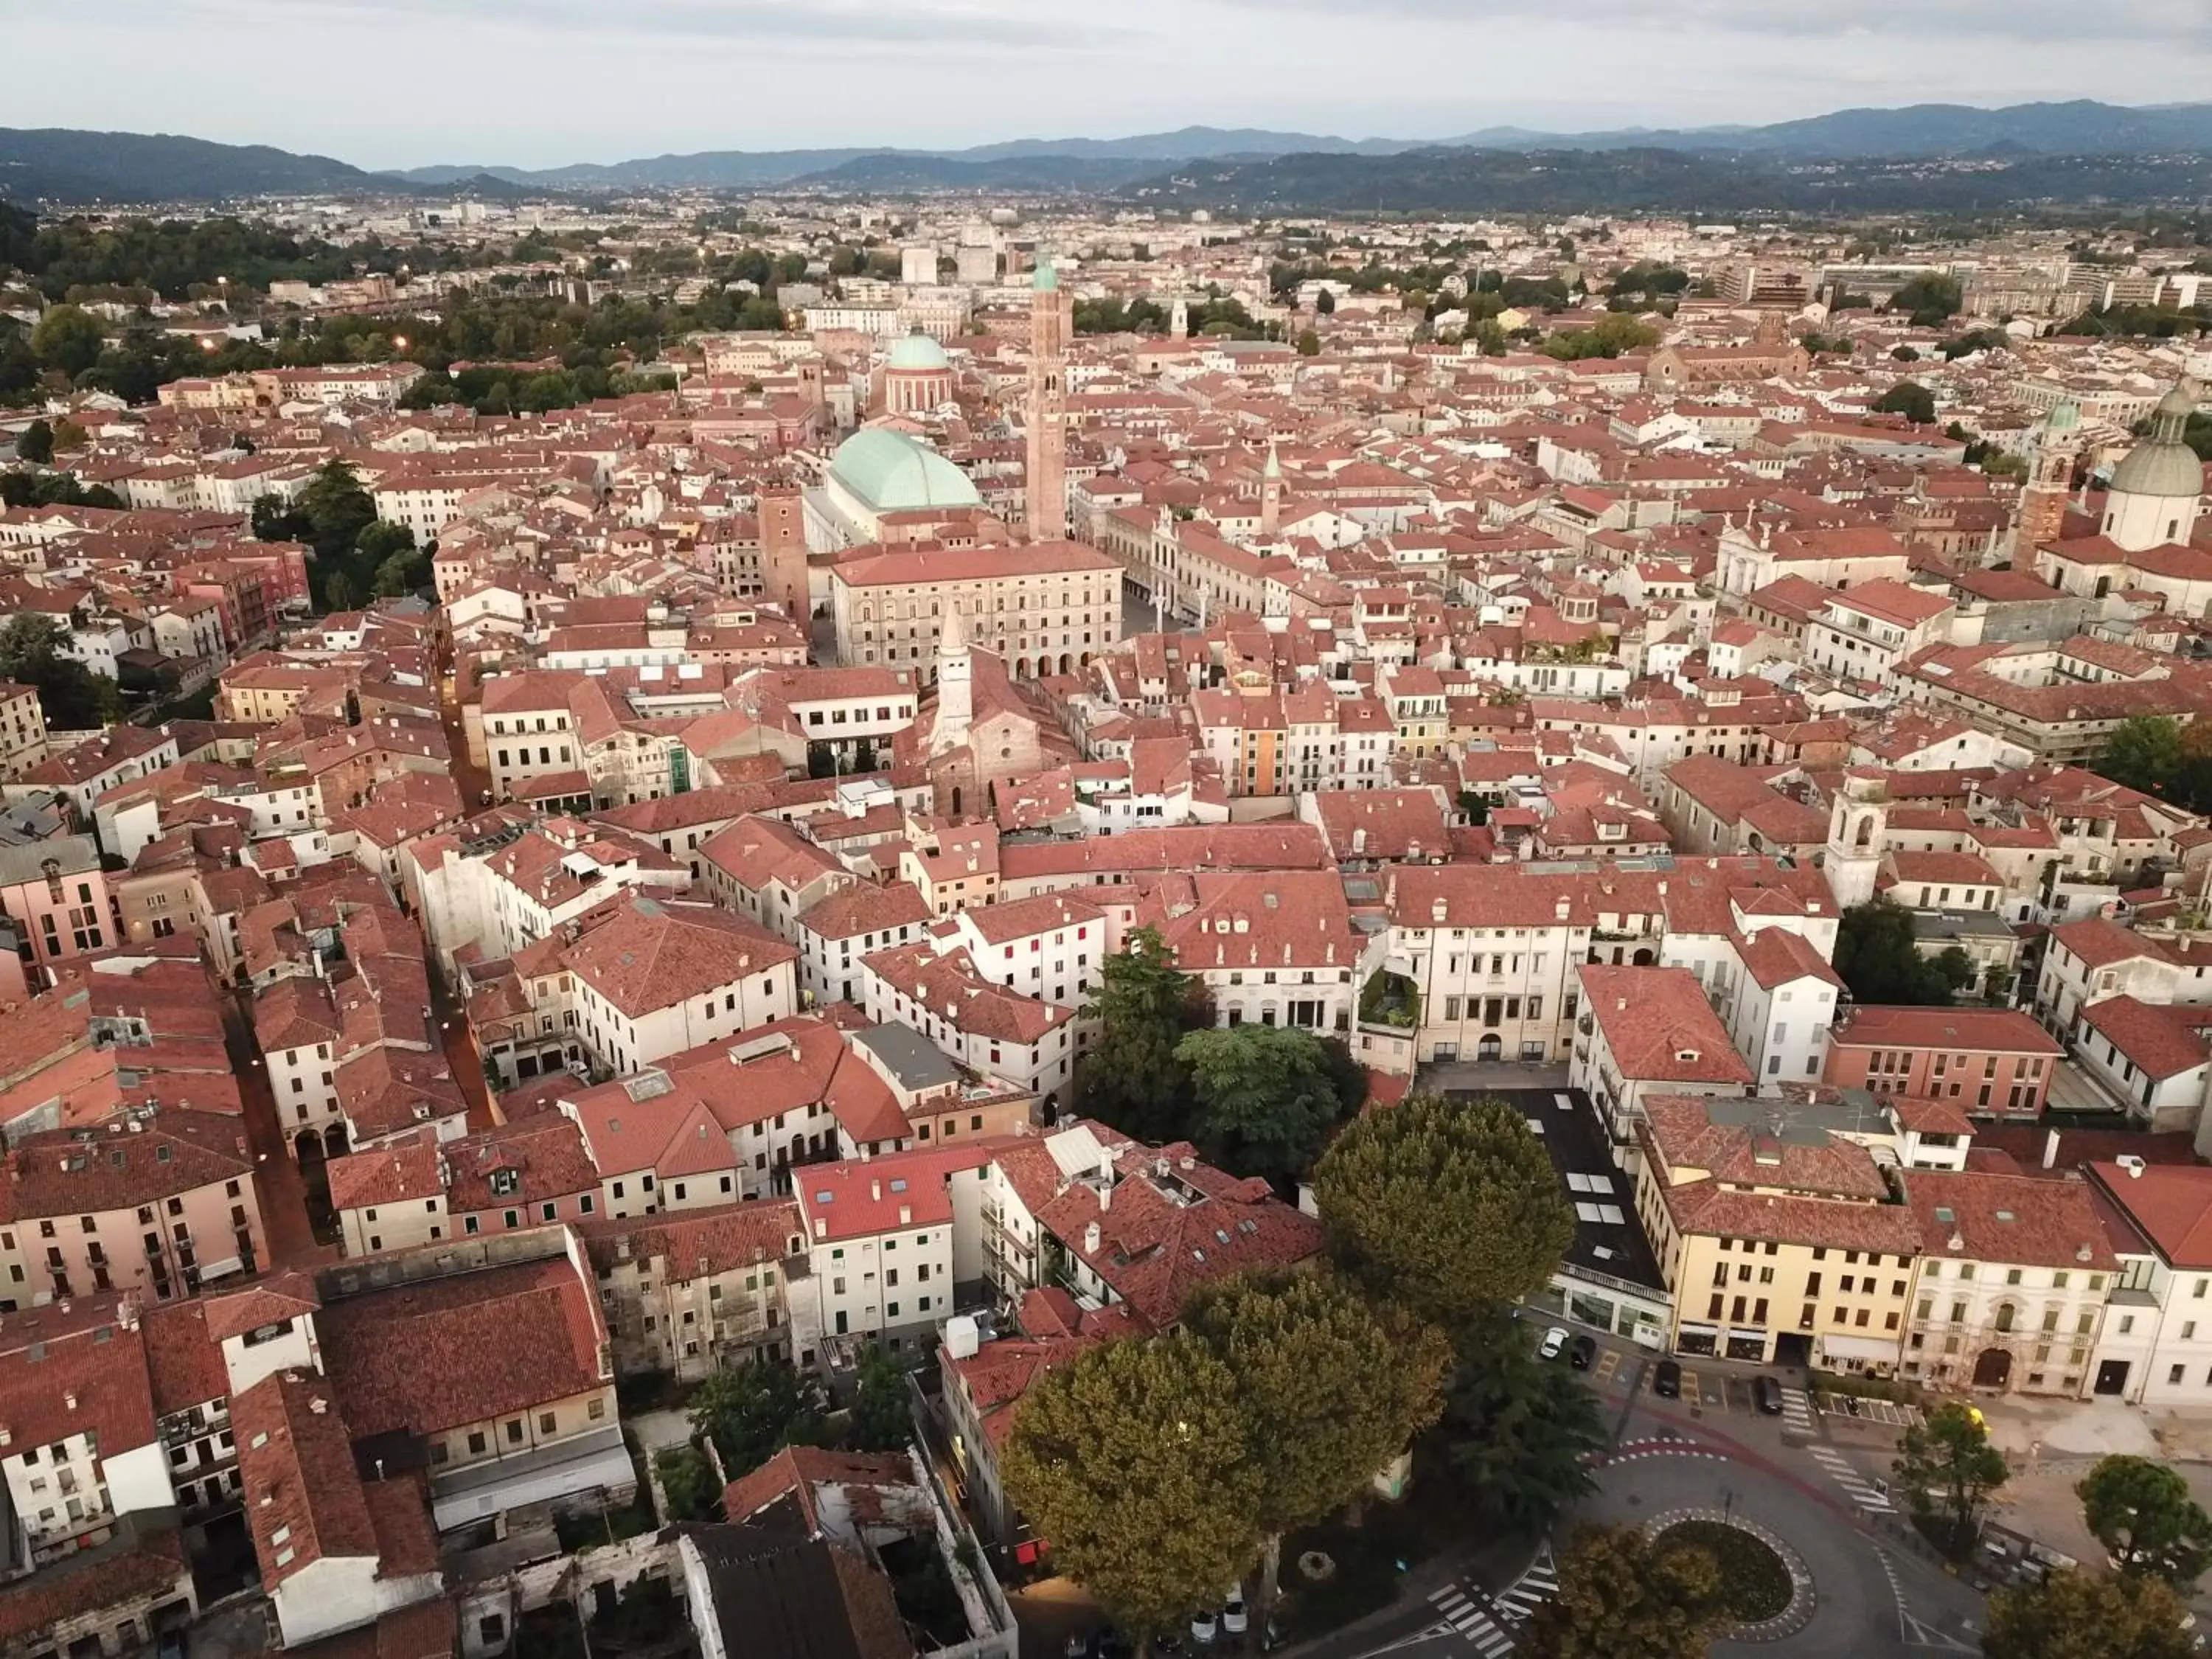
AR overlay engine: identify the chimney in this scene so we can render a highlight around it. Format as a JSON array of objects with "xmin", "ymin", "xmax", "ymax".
[
  {"xmin": 1098, "ymin": 1181, "xmax": 1111, "ymax": 1211},
  {"xmin": 2043, "ymin": 1128, "xmax": 2060, "ymax": 1171},
  {"xmin": 871, "ymin": 1179, "xmax": 881, "ymax": 1201},
  {"xmin": 1084, "ymin": 1220, "xmax": 1101, "ymax": 1253}
]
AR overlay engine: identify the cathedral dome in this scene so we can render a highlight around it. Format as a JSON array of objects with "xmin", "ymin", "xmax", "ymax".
[
  {"xmin": 2110, "ymin": 378, "xmax": 2205, "ymax": 501},
  {"xmin": 828, "ymin": 427, "xmax": 981, "ymax": 513},
  {"xmin": 886, "ymin": 333, "xmax": 950, "ymax": 373}
]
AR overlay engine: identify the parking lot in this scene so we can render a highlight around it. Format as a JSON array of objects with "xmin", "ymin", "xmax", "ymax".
[{"xmin": 1585, "ymin": 1346, "xmax": 1780, "ymax": 1413}]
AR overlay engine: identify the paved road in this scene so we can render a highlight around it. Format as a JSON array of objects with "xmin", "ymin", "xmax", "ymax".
[{"xmin": 1318, "ymin": 1331, "xmax": 1986, "ymax": 1659}]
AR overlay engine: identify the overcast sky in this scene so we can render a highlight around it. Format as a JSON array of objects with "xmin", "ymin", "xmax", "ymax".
[{"xmin": 10, "ymin": 0, "xmax": 2207, "ymax": 169}]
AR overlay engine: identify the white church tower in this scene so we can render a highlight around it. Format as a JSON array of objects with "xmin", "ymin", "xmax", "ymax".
[
  {"xmin": 1823, "ymin": 769, "xmax": 1888, "ymax": 911},
  {"xmin": 929, "ymin": 601, "xmax": 973, "ymax": 758}
]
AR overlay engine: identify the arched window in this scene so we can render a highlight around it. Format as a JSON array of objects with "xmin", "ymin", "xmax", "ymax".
[{"xmin": 1854, "ymin": 814, "xmax": 1876, "ymax": 850}]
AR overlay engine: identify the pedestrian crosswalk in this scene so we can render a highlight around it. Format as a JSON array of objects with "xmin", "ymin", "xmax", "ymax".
[
  {"xmin": 1810, "ymin": 1442, "xmax": 1895, "ymax": 1512},
  {"xmin": 1778, "ymin": 1385, "xmax": 1815, "ymax": 1435},
  {"xmin": 1428, "ymin": 1586, "xmax": 1514, "ymax": 1658},
  {"xmin": 1422, "ymin": 1544, "xmax": 1561, "ymax": 1659},
  {"xmin": 1494, "ymin": 1544, "xmax": 1558, "ymax": 1623}
]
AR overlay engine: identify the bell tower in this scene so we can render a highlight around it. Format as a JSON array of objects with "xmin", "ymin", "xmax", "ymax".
[
  {"xmin": 1260, "ymin": 442, "xmax": 1282, "ymax": 536},
  {"xmin": 1823, "ymin": 768, "xmax": 1888, "ymax": 911},
  {"xmin": 1025, "ymin": 257, "xmax": 1071, "ymax": 543},
  {"xmin": 2017, "ymin": 402, "xmax": 2079, "ymax": 555}
]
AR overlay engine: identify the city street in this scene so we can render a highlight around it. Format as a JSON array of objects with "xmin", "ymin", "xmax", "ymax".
[{"xmin": 1305, "ymin": 1326, "xmax": 1987, "ymax": 1659}]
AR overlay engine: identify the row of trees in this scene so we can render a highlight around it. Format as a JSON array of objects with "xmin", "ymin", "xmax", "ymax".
[{"xmin": 1002, "ymin": 1091, "xmax": 1600, "ymax": 1644}]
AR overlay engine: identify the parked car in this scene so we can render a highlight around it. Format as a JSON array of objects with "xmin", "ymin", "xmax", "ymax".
[
  {"xmin": 1192, "ymin": 1608, "xmax": 1219, "ymax": 1646},
  {"xmin": 1653, "ymin": 1358, "xmax": 1683, "ymax": 1399},
  {"xmin": 1222, "ymin": 1585, "xmax": 1248, "ymax": 1636},
  {"xmin": 1538, "ymin": 1325, "xmax": 1570, "ymax": 1360},
  {"xmin": 1756, "ymin": 1376, "xmax": 1784, "ymax": 1415},
  {"xmin": 1568, "ymin": 1334, "xmax": 1597, "ymax": 1370}
]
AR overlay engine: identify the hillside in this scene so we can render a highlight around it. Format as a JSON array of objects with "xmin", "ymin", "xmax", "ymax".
[
  {"xmin": 1127, "ymin": 147, "xmax": 2212, "ymax": 215},
  {"xmin": 9, "ymin": 100, "xmax": 2212, "ymax": 203}
]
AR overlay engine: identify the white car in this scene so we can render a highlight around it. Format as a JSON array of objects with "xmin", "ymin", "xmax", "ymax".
[
  {"xmin": 1538, "ymin": 1326, "xmax": 1571, "ymax": 1360},
  {"xmin": 1191, "ymin": 1609, "xmax": 1219, "ymax": 1646},
  {"xmin": 1222, "ymin": 1587, "xmax": 1248, "ymax": 1637}
]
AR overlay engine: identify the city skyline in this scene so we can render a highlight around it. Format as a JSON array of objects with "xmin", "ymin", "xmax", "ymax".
[{"xmin": 8, "ymin": 0, "xmax": 2208, "ymax": 169}]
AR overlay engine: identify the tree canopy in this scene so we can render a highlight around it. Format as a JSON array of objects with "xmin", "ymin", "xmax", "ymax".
[
  {"xmin": 1983, "ymin": 1565, "xmax": 2198, "ymax": 1659},
  {"xmin": 2077, "ymin": 1455, "xmax": 2212, "ymax": 1587},
  {"xmin": 2094, "ymin": 715, "xmax": 2190, "ymax": 801},
  {"xmin": 1874, "ymin": 380, "xmax": 1938, "ymax": 425},
  {"xmin": 1834, "ymin": 897, "xmax": 1958, "ymax": 1006},
  {"xmin": 1892, "ymin": 1400, "xmax": 2008, "ymax": 1553},
  {"xmin": 846, "ymin": 1345, "xmax": 914, "ymax": 1454},
  {"xmin": 1441, "ymin": 1312, "xmax": 1608, "ymax": 1534},
  {"xmin": 0, "ymin": 613, "xmax": 122, "ymax": 729},
  {"xmin": 1174, "ymin": 1025, "xmax": 1354, "ymax": 1183},
  {"xmin": 1183, "ymin": 1268, "xmax": 1449, "ymax": 1614},
  {"xmin": 1891, "ymin": 272, "xmax": 1964, "ymax": 325},
  {"xmin": 689, "ymin": 1357, "xmax": 827, "ymax": 1476},
  {"xmin": 1520, "ymin": 1524, "xmax": 1728, "ymax": 1659},
  {"xmin": 1001, "ymin": 1333, "xmax": 1262, "ymax": 1638},
  {"xmin": 1313, "ymin": 1093, "xmax": 1576, "ymax": 1330},
  {"xmin": 1074, "ymin": 926, "xmax": 1208, "ymax": 1142},
  {"xmin": 13, "ymin": 420, "xmax": 52, "ymax": 465}
]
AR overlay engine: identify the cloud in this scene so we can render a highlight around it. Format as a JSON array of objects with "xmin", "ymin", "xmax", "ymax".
[
  {"xmin": 1188, "ymin": 0, "xmax": 2208, "ymax": 48},
  {"xmin": 122, "ymin": 0, "xmax": 1104, "ymax": 52}
]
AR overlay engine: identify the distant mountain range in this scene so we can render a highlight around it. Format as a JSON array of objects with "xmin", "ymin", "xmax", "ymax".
[{"xmin": 5, "ymin": 100, "xmax": 2212, "ymax": 204}]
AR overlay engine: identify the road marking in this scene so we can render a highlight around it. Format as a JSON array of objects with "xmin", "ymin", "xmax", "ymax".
[
  {"xmin": 1780, "ymin": 1385, "xmax": 1815, "ymax": 1434},
  {"xmin": 1427, "ymin": 1588, "xmax": 1514, "ymax": 1656},
  {"xmin": 1810, "ymin": 1443, "xmax": 1895, "ymax": 1512},
  {"xmin": 1593, "ymin": 1348, "xmax": 1621, "ymax": 1385},
  {"xmin": 1874, "ymin": 1548, "xmax": 1978, "ymax": 1651}
]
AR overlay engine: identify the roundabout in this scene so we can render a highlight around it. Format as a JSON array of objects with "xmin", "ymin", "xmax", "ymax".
[
  {"xmin": 1579, "ymin": 1433, "xmax": 1982, "ymax": 1658},
  {"xmin": 1646, "ymin": 1509, "xmax": 1811, "ymax": 1640}
]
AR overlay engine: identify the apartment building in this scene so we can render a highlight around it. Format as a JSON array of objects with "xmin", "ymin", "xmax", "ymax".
[
  {"xmin": 1899, "ymin": 1169, "xmax": 2116, "ymax": 1397},
  {"xmin": 1570, "ymin": 966, "xmax": 1755, "ymax": 1158},
  {"xmin": 1136, "ymin": 868, "xmax": 1360, "ymax": 1034},
  {"xmin": 578, "ymin": 1200, "xmax": 807, "ymax": 1381},
  {"xmin": 1632, "ymin": 1092, "xmax": 1919, "ymax": 1371},
  {"xmin": 0, "ymin": 1115, "xmax": 264, "ymax": 1307},
  {"xmin": 1826, "ymin": 1004, "xmax": 2062, "ymax": 1120}
]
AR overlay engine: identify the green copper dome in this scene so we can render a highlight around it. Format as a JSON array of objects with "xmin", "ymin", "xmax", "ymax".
[
  {"xmin": 886, "ymin": 332, "xmax": 950, "ymax": 372},
  {"xmin": 1033, "ymin": 257, "xmax": 1059, "ymax": 292},
  {"xmin": 829, "ymin": 426, "xmax": 981, "ymax": 512}
]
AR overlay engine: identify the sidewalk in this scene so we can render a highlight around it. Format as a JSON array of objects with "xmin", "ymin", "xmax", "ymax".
[{"xmin": 1275, "ymin": 1534, "xmax": 1537, "ymax": 1659}]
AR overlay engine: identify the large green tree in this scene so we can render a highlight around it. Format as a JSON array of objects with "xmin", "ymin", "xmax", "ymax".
[
  {"xmin": 14, "ymin": 420, "xmax": 52, "ymax": 465},
  {"xmin": 1075, "ymin": 925, "xmax": 1208, "ymax": 1141},
  {"xmin": 689, "ymin": 1357, "xmax": 827, "ymax": 1476},
  {"xmin": 2096, "ymin": 715, "xmax": 2183, "ymax": 799},
  {"xmin": 1875, "ymin": 380, "xmax": 1938, "ymax": 425},
  {"xmin": 296, "ymin": 458, "xmax": 377, "ymax": 563},
  {"xmin": 2078, "ymin": 1455, "xmax": 2212, "ymax": 1586},
  {"xmin": 1892, "ymin": 1400, "xmax": 2008, "ymax": 1553},
  {"xmin": 1184, "ymin": 1270, "xmax": 1450, "ymax": 1621},
  {"xmin": 1983, "ymin": 1566, "xmax": 2198, "ymax": 1659},
  {"xmin": 1834, "ymin": 897, "xmax": 1956, "ymax": 1006},
  {"xmin": 1175, "ymin": 1026, "xmax": 1348, "ymax": 1183},
  {"xmin": 1001, "ymin": 1333, "xmax": 1262, "ymax": 1640},
  {"xmin": 29, "ymin": 305, "xmax": 106, "ymax": 378},
  {"xmin": 1441, "ymin": 1312, "xmax": 1607, "ymax": 1534},
  {"xmin": 0, "ymin": 613, "xmax": 121, "ymax": 729},
  {"xmin": 847, "ymin": 1344, "xmax": 914, "ymax": 1453},
  {"xmin": 1314, "ymin": 1093, "xmax": 1574, "ymax": 1329},
  {"xmin": 1520, "ymin": 1525, "xmax": 1728, "ymax": 1659}
]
